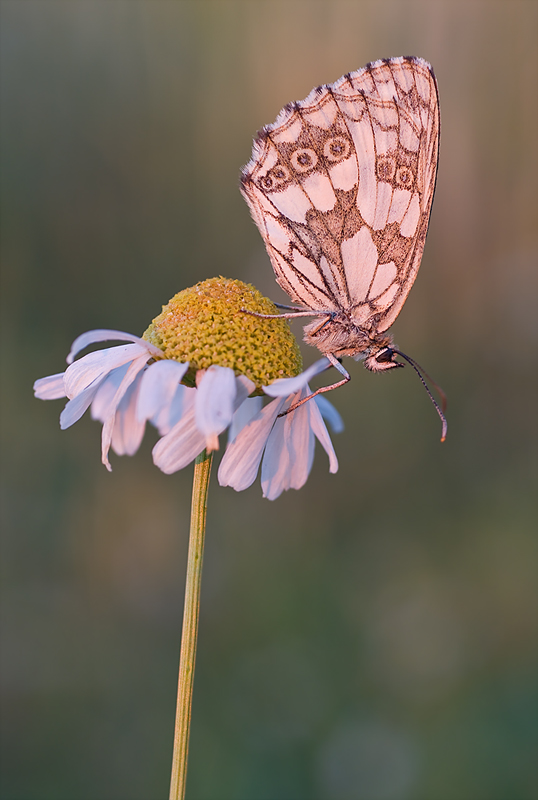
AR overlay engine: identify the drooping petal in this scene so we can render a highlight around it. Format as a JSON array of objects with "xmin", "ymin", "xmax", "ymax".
[
  {"xmin": 152, "ymin": 384, "xmax": 190, "ymax": 435},
  {"xmin": 262, "ymin": 357, "xmax": 330, "ymax": 397},
  {"xmin": 228, "ymin": 395, "xmax": 263, "ymax": 442},
  {"xmin": 60, "ymin": 381, "xmax": 105, "ymax": 429},
  {"xmin": 137, "ymin": 360, "xmax": 188, "ymax": 425},
  {"xmin": 234, "ymin": 375, "xmax": 257, "ymax": 407},
  {"xmin": 261, "ymin": 390, "xmax": 315, "ymax": 500},
  {"xmin": 90, "ymin": 365, "xmax": 130, "ymax": 422},
  {"xmin": 110, "ymin": 372, "xmax": 146, "ymax": 456},
  {"xmin": 33, "ymin": 374, "xmax": 66, "ymax": 400},
  {"xmin": 64, "ymin": 343, "xmax": 149, "ymax": 398},
  {"xmin": 195, "ymin": 366, "xmax": 237, "ymax": 452},
  {"xmin": 314, "ymin": 395, "xmax": 344, "ymax": 433},
  {"xmin": 100, "ymin": 354, "xmax": 150, "ymax": 470},
  {"xmin": 218, "ymin": 395, "xmax": 286, "ymax": 492},
  {"xmin": 152, "ymin": 392, "xmax": 207, "ymax": 474},
  {"xmin": 309, "ymin": 394, "xmax": 339, "ymax": 474},
  {"xmin": 67, "ymin": 329, "xmax": 162, "ymax": 364}
]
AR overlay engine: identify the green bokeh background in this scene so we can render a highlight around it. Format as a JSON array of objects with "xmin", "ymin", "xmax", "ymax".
[{"xmin": 1, "ymin": 2, "xmax": 536, "ymax": 799}]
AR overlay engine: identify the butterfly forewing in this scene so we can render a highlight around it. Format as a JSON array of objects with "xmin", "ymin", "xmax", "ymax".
[{"xmin": 241, "ymin": 56, "xmax": 439, "ymax": 343}]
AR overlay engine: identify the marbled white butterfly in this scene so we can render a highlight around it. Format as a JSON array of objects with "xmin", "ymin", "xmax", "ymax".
[{"xmin": 241, "ymin": 56, "xmax": 446, "ymax": 439}]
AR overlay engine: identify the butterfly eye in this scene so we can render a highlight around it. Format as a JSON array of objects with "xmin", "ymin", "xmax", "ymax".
[
  {"xmin": 324, "ymin": 136, "xmax": 350, "ymax": 162},
  {"xmin": 375, "ymin": 347, "xmax": 396, "ymax": 364},
  {"xmin": 291, "ymin": 148, "xmax": 318, "ymax": 173},
  {"xmin": 395, "ymin": 166, "xmax": 414, "ymax": 189},
  {"xmin": 376, "ymin": 157, "xmax": 396, "ymax": 181}
]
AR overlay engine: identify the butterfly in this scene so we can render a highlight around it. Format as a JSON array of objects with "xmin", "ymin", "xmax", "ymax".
[{"xmin": 240, "ymin": 56, "xmax": 446, "ymax": 439}]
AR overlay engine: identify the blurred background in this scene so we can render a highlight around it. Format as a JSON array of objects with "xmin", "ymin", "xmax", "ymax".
[{"xmin": 1, "ymin": 2, "xmax": 536, "ymax": 799}]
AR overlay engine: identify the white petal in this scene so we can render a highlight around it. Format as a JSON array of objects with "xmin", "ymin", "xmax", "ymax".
[
  {"xmin": 234, "ymin": 374, "xmax": 257, "ymax": 405},
  {"xmin": 60, "ymin": 381, "xmax": 104, "ymax": 429},
  {"xmin": 195, "ymin": 366, "xmax": 237, "ymax": 452},
  {"xmin": 110, "ymin": 372, "xmax": 146, "ymax": 456},
  {"xmin": 218, "ymin": 396, "xmax": 285, "ymax": 491},
  {"xmin": 64, "ymin": 343, "xmax": 149, "ymax": 398},
  {"xmin": 34, "ymin": 373, "xmax": 66, "ymax": 400},
  {"xmin": 152, "ymin": 384, "xmax": 190, "ymax": 435},
  {"xmin": 67, "ymin": 329, "xmax": 162, "ymax": 364},
  {"xmin": 261, "ymin": 389, "xmax": 315, "ymax": 500},
  {"xmin": 314, "ymin": 395, "xmax": 344, "ymax": 433},
  {"xmin": 100, "ymin": 354, "xmax": 150, "ymax": 471},
  {"xmin": 90, "ymin": 365, "xmax": 129, "ymax": 422},
  {"xmin": 308, "ymin": 394, "xmax": 339, "ymax": 474},
  {"xmin": 137, "ymin": 360, "xmax": 188, "ymax": 423},
  {"xmin": 228, "ymin": 396, "xmax": 263, "ymax": 442},
  {"xmin": 152, "ymin": 393, "xmax": 206, "ymax": 474},
  {"xmin": 263, "ymin": 358, "xmax": 330, "ymax": 397}
]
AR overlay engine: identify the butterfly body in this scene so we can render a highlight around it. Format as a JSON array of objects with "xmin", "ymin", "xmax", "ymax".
[{"xmin": 301, "ymin": 309, "xmax": 395, "ymax": 367}]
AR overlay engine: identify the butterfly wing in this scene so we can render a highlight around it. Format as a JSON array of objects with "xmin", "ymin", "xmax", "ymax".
[
  {"xmin": 240, "ymin": 56, "xmax": 439, "ymax": 333},
  {"xmin": 240, "ymin": 106, "xmax": 345, "ymax": 314}
]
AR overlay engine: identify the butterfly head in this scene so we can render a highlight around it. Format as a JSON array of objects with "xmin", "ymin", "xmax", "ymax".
[{"xmin": 364, "ymin": 346, "xmax": 403, "ymax": 373}]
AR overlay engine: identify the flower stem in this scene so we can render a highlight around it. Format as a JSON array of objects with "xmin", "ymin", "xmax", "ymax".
[{"xmin": 169, "ymin": 449, "xmax": 213, "ymax": 800}]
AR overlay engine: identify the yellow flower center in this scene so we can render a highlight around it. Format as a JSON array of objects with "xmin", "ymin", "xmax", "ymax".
[{"xmin": 143, "ymin": 277, "xmax": 303, "ymax": 389}]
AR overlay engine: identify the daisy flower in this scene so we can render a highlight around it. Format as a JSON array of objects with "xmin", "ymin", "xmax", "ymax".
[{"xmin": 34, "ymin": 278, "xmax": 342, "ymax": 498}]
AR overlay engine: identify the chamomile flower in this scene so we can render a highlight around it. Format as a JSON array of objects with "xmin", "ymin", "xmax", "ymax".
[{"xmin": 34, "ymin": 278, "xmax": 342, "ymax": 497}]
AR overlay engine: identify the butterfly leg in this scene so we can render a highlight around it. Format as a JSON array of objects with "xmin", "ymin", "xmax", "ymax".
[
  {"xmin": 239, "ymin": 309, "xmax": 328, "ymax": 320},
  {"xmin": 279, "ymin": 353, "xmax": 350, "ymax": 416},
  {"xmin": 308, "ymin": 315, "xmax": 334, "ymax": 336},
  {"xmin": 273, "ymin": 302, "xmax": 310, "ymax": 311}
]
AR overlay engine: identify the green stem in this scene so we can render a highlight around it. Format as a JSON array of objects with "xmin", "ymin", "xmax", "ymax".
[{"xmin": 169, "ymin": 449, "xmax": 213, "ymax": 800}]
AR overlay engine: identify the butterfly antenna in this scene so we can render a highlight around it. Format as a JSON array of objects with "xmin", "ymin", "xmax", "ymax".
[{"xmin": 392, "ymin": 349, "xmax": 448, "ymax": 442}]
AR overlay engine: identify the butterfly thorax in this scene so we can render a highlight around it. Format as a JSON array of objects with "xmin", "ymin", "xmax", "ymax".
[{"xmin": 302, "ymin": 313, "xmax": 399, "ymax": 371}]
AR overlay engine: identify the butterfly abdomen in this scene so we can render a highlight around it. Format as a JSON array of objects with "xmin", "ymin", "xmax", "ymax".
[{"xmin": 303, "ymin": 312, "xmax": 395, "ymax": 364}]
